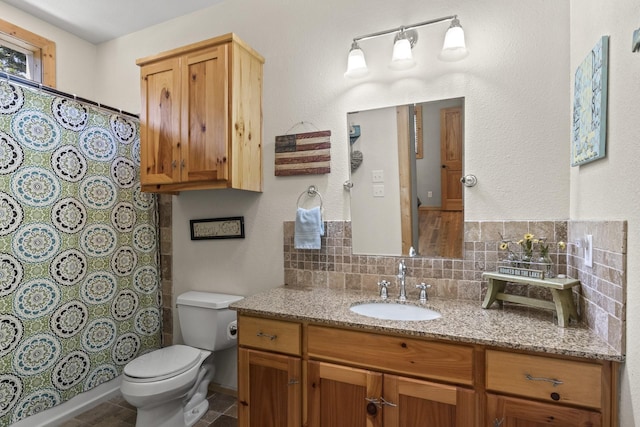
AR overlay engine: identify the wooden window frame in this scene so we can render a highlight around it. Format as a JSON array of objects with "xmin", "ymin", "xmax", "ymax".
[{"xmin": 0, "ymin": 18, "xmax": 56, "ymax": 87}]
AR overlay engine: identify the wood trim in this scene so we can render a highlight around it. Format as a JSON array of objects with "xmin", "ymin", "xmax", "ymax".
[
  {"xmin": 414, "ymin": 104, "xmax": 424, "ymax": 159},
  {"xmin": 0, "ymin": 18, "xmax": 56, "ymax": 87},
  {"xmin": 397, "ymin": 105, "xmax": 412, "ymax": 255}
]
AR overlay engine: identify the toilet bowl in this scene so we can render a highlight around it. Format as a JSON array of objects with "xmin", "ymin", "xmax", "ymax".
[{"xmin": 120, "ymin": 291, "xmax": 243, "ymax": 427}]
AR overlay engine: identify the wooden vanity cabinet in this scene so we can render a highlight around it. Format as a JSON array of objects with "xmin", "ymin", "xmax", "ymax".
[
  {"xmin": 307, "ymin": 361, "xmax": 475, "ymax": 427},
  {"xmin": 486, "ymin": 350, "xmax": 615, "ymax": 427},
  {"xmin": 236, "ymin": 314, "xmax": 619, "ymax": 427},
  {"xmin": 137, "ymin": 33, "xmax": 263, "ymax": 193},
  {"xmin": 237, "ymin": 316, "xmax": 302, "ymax": 427},
  {"xmin": 306, "ymin": 325, "xmax": 476, "ymax": 426}
]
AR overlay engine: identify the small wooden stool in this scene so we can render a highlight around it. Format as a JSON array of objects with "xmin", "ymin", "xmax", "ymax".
[{"xmin": 482, "ymin": 272, "xmax": 580, "ymax": 327}]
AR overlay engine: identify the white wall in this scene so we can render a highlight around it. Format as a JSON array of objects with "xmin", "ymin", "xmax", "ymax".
[
  {"xmin": 570, "ymin": 0, "xmax": 640, "ymax": 424},
  {"xmin": 0, "ymin": 2, "xmax": 97, "ymax": 98},
  {"xmin": 349, "ymin": 107, "xmax": 402, "ymax": 256}
]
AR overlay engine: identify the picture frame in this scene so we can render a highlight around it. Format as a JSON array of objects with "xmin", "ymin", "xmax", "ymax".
[
  {"xmin": 190, "ymin": 217, "xmax": 245, "ymax": 240},
  {"xmin": 571, "ymin": 36, "xmax": 609, "ymax": 166}
]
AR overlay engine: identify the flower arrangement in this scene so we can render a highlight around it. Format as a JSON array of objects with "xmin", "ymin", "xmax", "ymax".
[{"xmin": 499, "ymin": 233, "xmax": 566, "ymax": 277}]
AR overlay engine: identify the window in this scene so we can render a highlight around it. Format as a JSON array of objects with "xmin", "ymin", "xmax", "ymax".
[{"xmin": 0, "ymin": 18, "xmax": 56, "ymax": 87}]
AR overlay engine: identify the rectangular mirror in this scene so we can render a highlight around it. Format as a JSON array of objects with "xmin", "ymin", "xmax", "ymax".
[{"xmin": 348, "ymin": 97, "xmax": 465, "ymax": 259}]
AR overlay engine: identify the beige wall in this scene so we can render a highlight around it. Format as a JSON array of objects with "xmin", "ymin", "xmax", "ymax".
[
  {"xmin": 569, "ymin": 0, "xmax": 640, "ymax": 424},
  {"xmin": 0, "ymin": 2, "xmax": 97, "ymax": 98}
]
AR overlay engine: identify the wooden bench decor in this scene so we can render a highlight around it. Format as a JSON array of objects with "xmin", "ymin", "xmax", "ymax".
[{"xmin": 482, "ymin": 272, "xmax": 580, "ymax": 327}]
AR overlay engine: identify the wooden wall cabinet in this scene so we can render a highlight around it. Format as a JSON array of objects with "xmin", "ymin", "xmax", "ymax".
[
  {"xmin": 137, "ymin": 33, "xmax": 263, "ymax": 193},
  {"xmin": 236, "ymin": 314, "xmax": 618, "ymax": 427}
]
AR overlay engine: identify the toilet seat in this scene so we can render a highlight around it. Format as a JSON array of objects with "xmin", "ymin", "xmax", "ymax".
[{"xmin": 124, "ymin": 345, "xmax": 203, "ymax": 383}]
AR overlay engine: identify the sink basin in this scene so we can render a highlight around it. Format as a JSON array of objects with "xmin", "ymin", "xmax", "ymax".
[{"xmin": 349, "ymin": 302, "xmax": 442, "ymax": 321}]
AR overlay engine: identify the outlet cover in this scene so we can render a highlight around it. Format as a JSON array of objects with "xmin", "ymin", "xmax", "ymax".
[
  {"xmin": 372, "ymin": 184, "xmax": 384, "ymax": 197},
  {"xmin": 584, "ymin": 234, "xmax": 593, "ymax": 267},
  {"xmin": 372, "ymin": 170, "xmax": 384, "ymax": 183},
  {"xmin": 427, "ymin": 191, "xmax": 433, "ymax": 198}
]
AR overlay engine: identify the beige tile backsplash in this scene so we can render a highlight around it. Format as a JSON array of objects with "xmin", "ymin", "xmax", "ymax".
[{"xmin": 283, "ymin": 219, "xmax": 626, "ymax": 353}]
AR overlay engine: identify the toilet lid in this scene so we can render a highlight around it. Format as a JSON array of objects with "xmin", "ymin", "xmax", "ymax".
[{"xmin": 124, "ymin": 345, "xmax": 202, "ymax": 380}]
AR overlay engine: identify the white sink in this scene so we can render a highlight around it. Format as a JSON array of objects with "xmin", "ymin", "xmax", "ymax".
[{"xmin": 349, "ymin": 302, "xmax": 442, "ymax": 321}]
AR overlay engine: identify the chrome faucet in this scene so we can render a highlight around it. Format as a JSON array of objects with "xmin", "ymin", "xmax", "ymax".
[{"xmin": 397, "ymin": 259, "xmax": 407, "ymax": 301}]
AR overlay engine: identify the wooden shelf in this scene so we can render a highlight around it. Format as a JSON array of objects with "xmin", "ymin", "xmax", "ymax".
[{"xmin": 482, "ymin": 272, "xmax": 580, "ymax": 327}]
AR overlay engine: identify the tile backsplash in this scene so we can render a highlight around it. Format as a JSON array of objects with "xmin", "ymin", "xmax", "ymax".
[{"xmin": 283, "ymin": 219, "xmax": 626, "ymax": 353}]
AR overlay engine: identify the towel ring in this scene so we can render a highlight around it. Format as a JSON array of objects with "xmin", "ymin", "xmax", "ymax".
[{"xmin": 297, "ymin": 185, "xmax": 323, "ymax": 209}]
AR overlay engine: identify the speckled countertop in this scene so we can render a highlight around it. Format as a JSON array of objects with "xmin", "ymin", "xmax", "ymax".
[{"xmin": 230, "ymin": 285, "xmax": 624, "ymax": 362}]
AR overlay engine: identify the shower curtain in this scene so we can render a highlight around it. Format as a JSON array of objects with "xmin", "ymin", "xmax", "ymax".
[{"xmin": 0, "ymin": 80, "xmax": 160, "ymax": 426}]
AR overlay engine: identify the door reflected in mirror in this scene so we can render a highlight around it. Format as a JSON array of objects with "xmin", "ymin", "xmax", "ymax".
[{"xmin": 348, "ymin": 98, "xmax": 464, "ymax": 259}]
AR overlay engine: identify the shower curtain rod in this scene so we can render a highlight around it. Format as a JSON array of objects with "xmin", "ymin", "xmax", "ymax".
[{"xmin": 0, "ymin": 71, "xmax": 138, "ymax": 118}]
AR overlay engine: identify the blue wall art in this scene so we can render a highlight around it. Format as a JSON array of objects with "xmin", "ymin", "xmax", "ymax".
[{"xmin": 571, "ymin": 36, "xmax": 609, "ymax": 166}]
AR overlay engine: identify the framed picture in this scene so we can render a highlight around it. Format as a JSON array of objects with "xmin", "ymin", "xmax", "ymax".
[
  {"xmin": 571, "ymin": 36, "xmax": 609, "ymax": 166},
  {"xmin": 190, "ymin": 217, "xmax": 245, "ymax": 240}
]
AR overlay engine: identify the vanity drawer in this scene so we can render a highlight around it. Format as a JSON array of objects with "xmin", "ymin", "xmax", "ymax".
[
  {"xmin": 238, "ymin": 316, "xmax": 301, "ymax": 356},
  {"xmin": 486, "ymin": 350, "xmax": 602, "ymax": 409},
  {"xmin": 307, "ymin": 325, "xmax": 474, "ymax": 385}
]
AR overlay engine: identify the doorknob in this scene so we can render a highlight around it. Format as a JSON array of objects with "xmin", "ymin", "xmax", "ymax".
[{"xmin": 460, "ymin": 174, "xmax": 477, "ymax": 187}]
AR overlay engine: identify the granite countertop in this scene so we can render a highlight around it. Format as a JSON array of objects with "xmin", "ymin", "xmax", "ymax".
[{"xmin": 230, "ymin": 285, "xmax": 624, "ymax": 362}]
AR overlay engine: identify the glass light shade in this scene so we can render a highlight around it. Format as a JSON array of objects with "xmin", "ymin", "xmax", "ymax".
[
  {"xmin": 390, "ymin": 38, "xmax": 416, "ymax": 70},
  {"xmin": 440, "ymin": 19, "xmax": 468, "ymax": 61},
  {"xmin": 344, "ymin": 45, "xmax": 369, "ymax": 78}
]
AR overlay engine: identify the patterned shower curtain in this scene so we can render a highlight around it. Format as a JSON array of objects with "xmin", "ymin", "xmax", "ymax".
[{"xmin": 0, "ymin": 80, "xmax": 160, "ymax": 426}]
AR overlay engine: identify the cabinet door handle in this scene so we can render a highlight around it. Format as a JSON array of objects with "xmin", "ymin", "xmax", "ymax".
[
  {"xmin": 380, "ymin": 397, "xmax": 397, "ymax": 407},
  {"xmin": 256, "ymin": 331, "xmax": 277, "ymax": 340},
  {"xmin": 288, "ymin": 379, "xmax": 299, "ymax": 385},
  {"xmin": 181, "ymin": 159, "xmax": 185, "ymax": 169},
  {"xmin": 364, "ymin": 397, "xmax": 381, "ymax": 408},
  {"xmin": 172, "ymin": 160, "xmax": 177, "ymax": 168},
  {"xmin": 494, "ymin": 418, "xmax": 504, "ymax": 427},
  {"xmin": 525, "ymin": 374, "xmax": 563, "ymax": 387}
]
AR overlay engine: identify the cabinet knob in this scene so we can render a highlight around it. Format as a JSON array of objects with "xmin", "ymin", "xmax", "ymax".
[{"xmin": 172, "ymin": 160, "xmax": 177, "ymax": 169}]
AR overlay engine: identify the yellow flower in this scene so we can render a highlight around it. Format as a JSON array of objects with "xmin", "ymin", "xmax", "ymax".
[
  {"xmin": 500, "ymin": 242, "xmax": 509, "ymax": 250},
  {"xmin": 558, "ymin": 241, "xmax": 566, "ymax": 250},
  {"xmin": 517, "ymin": 239, "xmax": 523, "ymax": 245},
  {"xmin": 524, "ymin": 233, "xmax": 534, "ymax": 240}
]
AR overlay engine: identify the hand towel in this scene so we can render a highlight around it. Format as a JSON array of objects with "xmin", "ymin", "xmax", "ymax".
[{"xmin": 294, "ymin": 206, "xmax": 324, "ymax": 249}]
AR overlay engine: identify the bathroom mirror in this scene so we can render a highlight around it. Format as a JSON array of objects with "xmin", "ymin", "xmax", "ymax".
[{"xmin": 348, "ymin": 98, "xmax": 464, "ymax": 259}]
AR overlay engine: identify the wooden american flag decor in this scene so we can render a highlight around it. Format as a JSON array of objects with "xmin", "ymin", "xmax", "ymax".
[{"xmin": 274, "ymin": 130, "xmax": 331, "ymax": 176}]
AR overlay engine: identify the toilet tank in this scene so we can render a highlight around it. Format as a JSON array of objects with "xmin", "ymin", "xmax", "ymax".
[{"xmin": 176, "ymin": 291, "xmax": 244, "ymax": 351}]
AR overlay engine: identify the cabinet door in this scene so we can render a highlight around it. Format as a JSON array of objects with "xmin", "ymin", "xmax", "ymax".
[
  {"xmin": 307, "ymin": 361, "xmax": 383, "ymax": 427},
  {"xmin": 181, "ymin": 43, "xmax": 229, "ymax": 184},
  {"xmin": 139, "ymin": 57, "xmax": 181, "ymax": 186},
  {"xmin": 487, "ymin": 394, "xmax": 601, "ymax": 427},
  {"xmin": 238, "ymin": 348, "xmax": 301, "ymax": 427},
  {"xmin": 383, "ymin": 374, "xmax": 475, "ymax": 427}
]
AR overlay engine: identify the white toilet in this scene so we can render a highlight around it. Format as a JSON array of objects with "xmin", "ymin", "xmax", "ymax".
[{"xmin": 120, "ymin": 291, "xmax": 243, "ymax": 427}]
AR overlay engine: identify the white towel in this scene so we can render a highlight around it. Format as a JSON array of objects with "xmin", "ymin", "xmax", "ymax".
[{"xmin": 294, "ymin": 206, "xmax": 324, "ymax": 249}]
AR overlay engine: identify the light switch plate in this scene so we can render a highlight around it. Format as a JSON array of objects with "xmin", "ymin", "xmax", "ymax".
[{"xmin": 372, "ymin": 170, "xmax": 384, "ymax": 183}]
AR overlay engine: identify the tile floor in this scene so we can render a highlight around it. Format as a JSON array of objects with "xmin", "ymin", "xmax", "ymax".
[{"xmin": 59, "ymin": 391, "xmax": 237, "ymax": 427}]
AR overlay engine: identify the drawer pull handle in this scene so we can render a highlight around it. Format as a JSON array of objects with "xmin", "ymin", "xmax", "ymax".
[
  {"xmin": 256, "ymin": 331, "xmax": 277, "ymax": 340},
  {"xmin": 525, "ymin": 374, "xmax": 563, "ymax": 387}
]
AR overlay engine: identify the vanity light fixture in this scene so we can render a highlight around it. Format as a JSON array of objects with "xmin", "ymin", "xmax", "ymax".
[{"xmin": 344, "ymin": 15, "xmax": 468, "ymax": 78}]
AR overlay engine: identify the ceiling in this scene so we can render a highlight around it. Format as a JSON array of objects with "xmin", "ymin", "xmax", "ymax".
[{"xmin": 2, "ymin": 0, "xmax": 226, "ymax": 44}]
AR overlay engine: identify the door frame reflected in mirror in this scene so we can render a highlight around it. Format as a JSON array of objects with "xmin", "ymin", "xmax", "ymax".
[{"xmin": 348, "ymin": 97, "xmax": 465, "ymax": 259}]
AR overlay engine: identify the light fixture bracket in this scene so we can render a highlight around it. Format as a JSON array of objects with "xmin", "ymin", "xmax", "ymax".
[{"xmin": 394, "ymin": 29, "xmax": 418, "ymax": 49}]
